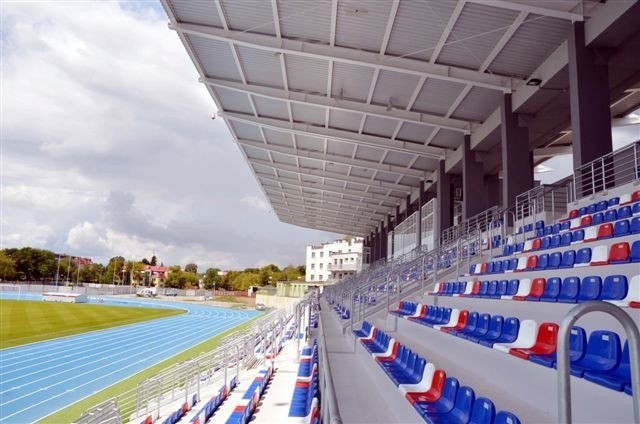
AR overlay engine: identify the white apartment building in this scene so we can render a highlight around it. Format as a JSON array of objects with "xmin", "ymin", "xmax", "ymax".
[{"xmin": 305, "ymin": 237, "xmax": 363, "ymax": 283}]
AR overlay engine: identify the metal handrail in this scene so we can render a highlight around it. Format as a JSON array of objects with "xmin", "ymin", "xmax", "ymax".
[
  {"xmin": 557, "ymin": 301, "xmax": 640, "ymax": 423},
  {"xmin": 318, "ymin": 314, "xmax": 343, "ymax": 424}
]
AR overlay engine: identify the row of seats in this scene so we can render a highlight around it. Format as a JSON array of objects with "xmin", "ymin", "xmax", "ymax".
[
  {"xmin": 331, "ymin": 302, "xmax": 350, "ymax": 319},
  {"xmin": 191, "ymin": 378, "xmax": 237, "ymax": 424},
  {"xmin": 394, "ymin": 305, "xmax": 633, "ymax": 396},
  {"xmin": 470, "ymin": 241, "xmax": 639, "ymax": 276},
  {"xmin": 353, "ymin": 322, "xmax": 521, "ymax": 424},
  {"xmin": 430, "ymin": 274, "xmax": 639, "ymax": 307},
  {"xmin": 562, "ymin": 191, "xmax": 640, "ymax": 222},
  {"xmin": 225, "ymin": 367, "xmax": 272, "ymax": 424},
  {"xmin": 160, "ymin": 394, "xmax": 198, "ymax": 424},
  {"xmin": 289, "ymin": 340, "xmax": 320, "ymax": 424},
  {"xmin": 502, "ymin": 216, "xmax": 640, "ymax": 259}
]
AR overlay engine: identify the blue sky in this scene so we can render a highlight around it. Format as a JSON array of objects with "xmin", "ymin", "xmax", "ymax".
[{"xmin": 0, "ymin": 1, "xmax": 339, "ymax": 270}]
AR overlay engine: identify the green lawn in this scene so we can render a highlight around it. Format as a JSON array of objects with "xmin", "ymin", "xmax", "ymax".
[{"xmin": 0, "ymin": 300, "xmax": 183, "ymax": 349}]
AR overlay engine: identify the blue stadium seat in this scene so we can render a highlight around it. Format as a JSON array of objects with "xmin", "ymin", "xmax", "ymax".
[
  {"xmin": 604, "ymin": 209, "xmax": 617, "ymax": 223},
  {"xmin": 434, "ymin": 386, "xmax": 475, "ymax": 423},
  {"xmin": 476, "ymin": 281, "xmax": 489, "ymax": 298},
  {"xmin": 560, "ymin": 232, "xmax": 572, "ymax": 246},
  {"xmin": 578, "ymin": 207, "xmax": 587, "ymax": 217},
  {"xmin": 453, "ymin": 312, "xmax": 479, "ymax": 338},
  {"xmin": 570, "ymin": 331, "xmax": 621, "ymax": 377},
  {"xmin": 552, "ymin": 223, "xmax": 561, "ymax": 234},
  {"xmin": 515, "ymin": 242, "xmax": 524, "ymax": 253},
  {"xmin": 549, "ymin": 235, "xmax": 561, "ymax": 248},
  {"xmin": 462, "ymin": 313, "xmax": 491, "ymax": 342},
  {"xmin": 544, "ymin": 226, "xmax": 553, "ymax": 236},
  {"xmin": 559, "ymin": 250, "xmax": 576, "ymax": 269},
  {"xmin": 486, "ymin": 262, "xmax": 495, "ymax": 274},
  {"xmin": 495, "ymin": 411, "xmax": 522, "ymax": 424},
  {"xmin": 536, "ymin": 228, "xmax": 544, "ymax": 238},
  {"xmin": 541, "ymin": 237, "xmax": 550, "ymax": 250},
  {"xmin": 596, "ymin": 200, "xmax": 608, "ymax": 212},
  {"xmin": 486, "ymin": 280, "xmax": 498, "ymax": 298},
  {"xmin": 631, "ymin": 240, "xmax": 640, "ymax": 262},
  {"xmin": 413, "ymin": 377, "xmax": 459, "ymax": 416},
  {"xmin": 478, "ymin": 317, "xmax": 519, "ymax": 348},
  {"xmin": 613, "ymin": 220, "xmax": 630, "ymax": 237},
  {"xmin": 558, "ymin": 277, "xmax": 580, "ymax": 303},
  {"xmin": 592, "ymin": 212, "xmax": 604, "ymax": 226},
  {"xmin": 574, "ymin": 248, "xmax": 591, "ymax": 267},
  {"xmin": 608, "ymin": 197, "xmax": 619, "ymax": 207},
  {"xmin": 631, "ymin": 217, "xmax": 640, "ymax": 234},
  {"xmin": 618, "ymin": 206, "xmax": 632, "ymax": 219},
  {"xmin": 493, "ymin": 261, "xmax": 504, "ymax": 273},
  {"xmin": 468, "ymin": 315, "xmax": 502, "ymax": 343},
  {"xmin": 536, "ymin": 254, "xmax": 549, "ymax": 270},
  {"xmin": 540, "ymin": 277, "xmax": 561, "ymax": 302},
  {"xmin": 469, "ymin": 397, "xmax": 495, "ymax": 424},
  {"xmin": 502, "ymin": 245, "xmax": 513, "ymax": 257},
  {"xmin": 536, "ymin": 220, "xmax": 544, "ymax": 230},
  {"xmin": 584, "ymin": 341, "xmax": 631, "ymax": 394},
  {"xmin": 548, "ymin": 252, "xmax": 562, "ymax": 269},
  {"xmin": 561, "ymin": 221, "xmax": 571, "ymax": 231},
  {"xmin": 506, "ymin": 258, "xmax": 518, "ymax": 272},
  {"xmin": 495, "ymin": 280, "xmax": 508, "ymax": 298},
  {"xmin": 587, "ymin": 204, "xmax": 597, "ymax": 214},
  {"xmin": 530, "ymin": 326, "xmax": 586, "ymax": 368},
  {"xmin": 571, "ymin": 229, "xmax": 584, "ymax": 244},
  {"xmin": 600, "ymin": 275, "xmax": 628, "ymax": 301},
  {"xmin": 633, "ymin": 202, "xmax": 640, "ymax": 216},
  {"xmin": 578, "ymin": 276, "xmax": 602, "ymax": 302},
  {"xmin": 504, "ymin": 279, "xmax": 519, "ymax": 298}
]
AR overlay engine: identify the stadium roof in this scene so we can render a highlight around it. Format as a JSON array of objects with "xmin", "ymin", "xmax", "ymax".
[{"xmin": 161, "ymin": 0, "xmax": 640, "ymax": 236}]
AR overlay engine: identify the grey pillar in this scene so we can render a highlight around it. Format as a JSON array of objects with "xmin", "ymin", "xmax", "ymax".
[
  {"xmin": 381, "ymin": 221, "xmax": 387, "ymax": 261},
  {"xmin": 437, "ymin": 160, "xmax": 453, "ymax": 234},
  {"xmin": 501, "ymin": 94, "xmax": 533, "ymax": 209},
  {"xmin": 417, "ymin": 180, "xmax": 425, "ymax": 248},
  {"xmin": 405, "ymin": 194, "xmax": 411, "ymax": 220},
  {"xmin": 569, "ymin": 21, "xmax": 612, "ymax": 169},
  {"xmin": 485, "ymin": 173, "xmax": 501, "ymax": 208},
  {"xmin": 462, "ymin": 135, "xmax": 486, "ymax": 220},
  {"xmin": 387, "ymin": 215, "xmax": 393, "ymax": 259},
  {"xmin": 370, "ymin": 232, "xmax": 376, "ymax": 262}
]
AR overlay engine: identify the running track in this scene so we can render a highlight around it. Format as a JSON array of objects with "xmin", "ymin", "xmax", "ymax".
[{"xmin": 0, "ymin": 294, "xmax": 259, "ymax": 423}]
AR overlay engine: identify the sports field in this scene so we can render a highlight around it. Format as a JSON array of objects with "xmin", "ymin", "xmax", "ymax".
[{"xmin": 0, "ymin": 300, "xmax": 183, "ymax": 349}]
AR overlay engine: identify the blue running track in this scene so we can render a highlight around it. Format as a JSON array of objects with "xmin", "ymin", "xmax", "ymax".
[{"xmin": 0, "ymin": 293, "xmax": 260, "ymax": 423}]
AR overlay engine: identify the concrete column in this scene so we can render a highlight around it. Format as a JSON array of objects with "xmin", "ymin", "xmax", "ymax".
[
  {"xmin": 569, "ymin": 21, "xmax": 612, "ymax": 169},
  {"xmin": 370, "ymin": 232, "xmax": 376, "ymax": 263},
  {"xmin": 405, "ymin": 194, "xmax": 411, "ymax": 220},
  {"xmin": 417, "ymin": 180, "xmax": 425, "ymax": 248},
  {"xmin": 485, "ymin": 173, "xmax": 501, "ymax": 208},
  {"xmin": 363, "ymin": 236, "xmax": 369, "ymax": 264},
  {"xmin": 387, "ymin": 214, "xmax": 393, "ymax": 260},
  {"xmin": 381, "ymin": 221, "xmax": 387, "ymax": 261},
  {"xmin": 437, "ymin": 160, "xmax": 453, "ymax": 234},
  {"xmin": 462, "ymin": 134, "xmax": 486, "ymax": 220},
  {"xmin": 501, "ymin": 94, "xmax": 533, "ymax": 209}
]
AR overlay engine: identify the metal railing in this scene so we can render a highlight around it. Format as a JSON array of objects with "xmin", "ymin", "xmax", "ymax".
[
  {"xmin": 317, "ymin": 308, "xmax": 343, "ymax": 424},
  {"xmin": 557, "ymin": 302, "xmax": 640, "ymax": 423}
]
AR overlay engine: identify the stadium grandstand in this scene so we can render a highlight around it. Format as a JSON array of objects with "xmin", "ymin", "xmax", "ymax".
[{"xmin": 73, "ymin": 1, "xmax": 639, "ymax": 423}]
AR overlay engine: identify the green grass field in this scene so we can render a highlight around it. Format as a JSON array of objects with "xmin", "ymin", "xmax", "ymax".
[{"xmin": 0, "ymin": 300, "xmax": 183, "ymax": 349}]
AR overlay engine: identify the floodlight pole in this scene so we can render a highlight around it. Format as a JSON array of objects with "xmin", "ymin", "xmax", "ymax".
[{"xmin": 55, "ymin": 254, "xmax": 61, "ymax": 288}]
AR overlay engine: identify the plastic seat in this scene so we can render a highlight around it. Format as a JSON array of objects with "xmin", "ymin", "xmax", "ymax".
[
  {"xmin": 486, "ymin": 280, "xmax": 498, "ymax": 298},
  {"xmin": 536, "ymin": 254, "xmax": 549, "ymax": 270},
  {"xmin": 631, "ymin": 217, "xmax": 640, "ymax": 234},
  {"xmin": 547, "ymin": 252, "xmax": 561, "ymax": 269},
  {"xmin": 502, "ymin": 245, "xmax": 513, "ymax": 257},
  {"xmin": 552, "ymin": 223, "xmax": 561, "ymax": 234},
  {"xmin": 613, "ymin": 220, "xmax": 630, "ymax": 237},
  {"xmin": 495, "ymin": 280, "xmax": 508, "ymax": 298},
  {"xmin": 405, "ymin": 369, "xmax": 447, "ymax": 405},
  {"xmin": 494, "ymin": 319, "xmax": 538, "ymax": 353},
  {"xmin": 530, "ymin": 326, "xmax": 587, "ymax": 368},
  {"xmin": 600, "ymin": 275, "xmax": 628, "ymax": 301},
  {"xmin": 631, "ymin": 240, "xmax": 640, "ymax": 262},
  {"xmin": 512, "ymin": 278, "xmax": 532, "ymax": 301},
  {"xmin": 591, "ymin": 212, "xmax": 604, "ymax": 226},
  {"xmin": 549, "ymin": 235, "xmax": 560, "ymax": 248},
  {"xmin": 608, "ymin": 197, "xmax": 620, "ymax": 207},
  {"xmin": 608, "ymin": 242, "xmax": 630, "ymax": 264},
  {"xmin": 634, "ymin": 203, "xmax": 640, "ymax": 216},
  {"xmin": 514, "ymin": 257, "xmax": 527, "ymax": 272},
  {"xmin": 493, "ymin": 261, "xmax": 504, "ymax": 274},
  {"xmin": 619, "ymin": 193, "xmax": 631, "ymax": 205},
  {"xmin": 574, "ymin": 248, "xmax": 592, "ymax": 267},
  {"xmin": 541, "ymin": 237, "xmax": 550, "ymax": 250},
  {"xmin": 515, "ymin": 243, "xmax": 524, "ymax": 253},
  {"xmin": 606, "ymin": 275, "xmax": 640, "ymax": 308},
  {"xmin": 434, "ymin": 386, "xmax": 475, "ymax": 424},
  {"xmin": 560, "ymin": 232, "xmax": 572, "ymax": 246},
  {"xmin": 561, "ymin": 221, "xmax": 571, "ymax": 231},
  {"xmin": 596, "ymin": 200, "xmax": 608, "ymax": 212},
  {"xmin": 412, "ymin": 377, "xmax": 459, "ymax": 416},
  {"xmin": 479, "ymin": 317, "xmax": 519, "ymax": 348},
  {"xmin": 567, "ymin": 209, "xmax": 578, "ymax": 220},
  {"xmin": 452, "ymin": 312, "xmax": 479, "ymax": 338},
  {"xmin": 525, "ymin": 255, "xmax": 538, "ymax": 271},
  {"xmin": 583, "ymin": 226, "xmax": 598, "ymax": 242},
  {"xmin": 557, "ymin": 277, "xmax": 580, "ymax": 303},
  {"xmin": 591, "ymin": 245, "xmax": 609, "ymax": 265},
  {"xmin": 580, "ymin": 215, "xmax": 592, "ymax": 228},
  {"xmin": 587, "ymin": 204, "xmax": 597, "ymax": 215},
  {"xmin": 584, "ymin": 341, "xmax": 631, "ymax": 393},
  {"xmin": 468, "ymin": 397, "xmax": 495, "ymax": 424},
  {"xmin": 399, "ymin": 362, "xmax": 436, "ymax": 394},
  {"xmin": 474, "ymin": 315, "xmax": 506, "ymax": 346},
  {"xmin": 439, "ymin": 310, "xmax": 469, "ymax": 333},
  {"xmin": 570, "ymin": 331, "xmax": 621, "ymax": 377},
  {"xmin": 633, "ymin": 190, "xmax": 640, "ymax": 202},
  {"xmin": 559, "ymin": 250, "xmax": 576, "ymax": 268},
  {"xmin": 532, "ymin": 238, "xmax": 542, "ymax": 250},
  {"xmin": 494, "ymin": 411, "xmax": 521, "ymax": 424},
  {"xmin": 540, "ymin": 277, "xmax": 561, "ymax": 302},
  {"xmin": 618, "ymin": 205, "xmax": 632, "ymax": 219},
  {"xmin": 597, "ymin": 223, "xmax": 613, "ymax": 239},
  {"xmin": 510, "ymin": 322, "xmax": 559, "ymax": 360},
  {"xmin": 525, "ymin": 278, "xmax": 546, "ymax": 301},
  {"xmin": 523, "ymin": 240, "xmax": 533, "ymax": 252},
  {"xmin": 578, "ymin": 276, "xmax": 601, "ymax": 302},
  {"xmin": 544, "ymin": 226, "xmax": 553, "ymax": 236},
  {"xmin": 571, "ymin": 229, "xmax": 584, "ymax": 244},
  {"xmin": 474, "ymin": 281, "xmax": 489, "ymax": 299},
  {"xmin": 603, "ymin": 209, "xmax": 617, "ymax": 223},
  {"xmin": 570, "ymin": 218, "xmax": 581, "ymax": 230},
  {"xmin": 536, "ymin": 220, "xmax": 544, "ymax": 230}
]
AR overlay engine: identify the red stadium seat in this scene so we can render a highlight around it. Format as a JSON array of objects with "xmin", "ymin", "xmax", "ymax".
[
  {"xmin": 608, "ymin": 242, "xmax": 631, "ymax": 264},
  {"xmin": 580, "ymin": 215, "xmax": 592, "ymax": 228},
  {"xmin": 597, "ymin": 223, "xmax": 613, "ymax": 239},
  {"xmin": 510, "ymin": 323, "xmax": 559, "ymax": 360},
  {"xmin": 532, "ymin": 238, "xmax": 542, "ymax": 250},
  {"xmin": 525, "ymin": 278, "xmax": 546, "ymax": 301},
  {"xmin": 525, "ymin": 255, "xmax": 538, "ymax": 271},
  {"xmin": 441, "ymin": 310, "xmax": 469, "ymax": 333},
  {"xmin": 405, "ymin": 369, "xmax": 447, "ymax": 405}
]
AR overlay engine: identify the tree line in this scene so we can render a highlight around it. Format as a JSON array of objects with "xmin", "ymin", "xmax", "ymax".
[{"xmin": 0, "ymin": 247, "xmax": 305, "ymax": 291}]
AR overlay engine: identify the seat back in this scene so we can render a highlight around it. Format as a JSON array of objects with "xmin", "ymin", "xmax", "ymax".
[
  {"xmin": 631, "ymin": 217, "xmax": 640, "ymax": 234},
  {"xmin": 601, "ymin": 275, "xmax": 628, "ymax": 300},
  {"xmin": 580, "ymin": 216, "xmax": 591, "ymax": 228},
  {"xmin": 549, "ymin": 235, "xmax": 561, "ymax": 248},
  {"xmin": 559, "ymin": 277, "xmax": 580, "ymax": 302},
  {"xmin": 548, "ymin": 252, "xmax": 562, "ymax": 269},
  {"xmin": 526, "ymin": 255, "xmax": 538, "ymax": 270},
  {"xmin": 575, "ymin": 248, "xmax": 592, "ymax": 267},
  {"xmin": 569, "ymin": 326, "xmax": 587, "ymax": 362},
  {"xmin": 604, "ymin": 209, "xmax": 617, "ymax": 222},
  {"xmin": 537, "ymin": 323, "xmax": 559, "ymax": 347},
  {"xmin": 494, "ymin": 411, "xmax": 521, "ymax": 424},
  {"xmin": 496, "ymin": 280, "xmax": 508, "ymax": 296},
  {"xmin": 451, "ymin": 387, "xmax": 475, "ymax": 423},
  {"xmin": 591, "ymin": 212, "xmax": 603, "ymax": 226},
  {"xmin": 578, "ymin": 276, "xmax": 602, "ymax": 302},
  {"xmin": 528, "ymin": 278, "xmax": 546, "ymax": 299},
  {"xmin": 584, "ymin": 226, "xmax": 598, "ymax": 242},
  {"xmin": 465, "ymin": 312, "xmax": 479, "ymax": 331},
  {"xmin": 487, "ymin": 281, "xmax": 498, "ymax": 297},
  {"xmin": 584, "ymin": 331, "xmax": 622, "ymax": 369},
  {"xmin": 618, "ymin": 205, "xmax": 632, "ymax": 219},
  {"xmin": 560, "ymin": 232, "xmax": 572, "ymax": 246},
  {"xmin": 502, "ymin": 317, "xmax": 520, "ymax": 340},
  {"xmin": 608, "ymin": 242, "xmax": 630, "ymax": 264},
  {"xmin": 478, "ymin": 281, "xmax": 489, "ymax": 296},
  {"xmin": 469, "ymin": 397, "xmax": 496, "ymax": 424},
  {"xmin": 613, "ymin": 220, "xmax": 630, "ymax": 237},
  {"xmin": 630, "ymin": 240, "xmax": 640, "ymax": 262},
  {"xmin": 440, "ymin": 377, "xmax": 460, "ymax": 408},
  {"xmin": 608, "ymin": 197, "xmax": 619, "ymax": 207},
  {"xmin": 560, "ymin": 250, "xmax": 576, "ymax": 268},
  {"xmin": 486, "ymin": 315, "xmax": 504, "ymax": 338},
  {"xmin": 514, "ymin": 278, "xmax": 532, "ymax": 297},
  {"xmin": 515, "ymin": 256, "xmax": 527, "ymax": 271},
  {"xmin": 572, "ymin": 229, "xmax": 585, "ymax": 244},
  {"xmin": 506, "ymin": 279, "xmax": 519, "ymax": 296},
  {"xmin": 475, "ymin": 314, "xmax": 490, "ymax": 334},
  {"xmin": 541, "ymin": 277, "xmax": 561, "ymax": 301},
  {"xmin": 596, "ymin": 200, "xmax": 608, "ymax": 212}
]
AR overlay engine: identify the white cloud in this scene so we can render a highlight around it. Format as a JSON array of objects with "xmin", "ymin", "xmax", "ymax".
[{"xmin": 240, "ymin": 196, "xmax": 271, "ymax": 212}]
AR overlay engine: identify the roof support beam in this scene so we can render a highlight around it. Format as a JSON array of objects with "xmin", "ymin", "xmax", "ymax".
[
  {"xmin": 277, "ymin": 211, "xmax": 372, "ymax": 230},
  {"xmin": 431, "ymin": 0, "xmax": 466, "ymax": 63},
  {"xmin": 380, "ymin": 0, "xmax": 400, "ymax": 55},
  {"xmin": 280, "ymin": 217, "xmax": 367, "ymax": 236},
  {"xmin": 265, "ymin": 186, "xmax": 392, "ymax": 213},
  {"xmin": 270, "ymin": 196, "xmax": 387, "ymax": 220},
  {"xmin": 533, "ymin": 146, "xmax": 572, "ymax": 157},
  {"xmin": 273, "ymin": 205, "xmax": 379, "ymax": 227},
  {"xmin": 219, "ymin": 111, "xmax": 446, "ymax": 158},
  {"xmin": 249, "ymin": 157, "xmax": 413, "ymax": 192},
  {"xmin": 171, "ymin": 21, "xmax": 515, "ymax": 92},
  {"xmin": 465, "ymin": 0, "xmax": 583, "ymax": 22},
  {"xmin": 202, "ymin": 77, "xmax": 472, "ymax": 133},
  {"xmin": 237, "ymin": 137, "xmax": 425, "ymax": 178}
]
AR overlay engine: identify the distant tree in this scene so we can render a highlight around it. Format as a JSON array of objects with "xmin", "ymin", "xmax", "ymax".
[
  {"xmin": 202, "ymin": 268, "xmax": 221, "ymax": 289},
  {"xmin": 101, "ymin": 256, "xmax": 125, "ymax": 284},
  {"xmin": 150, "ymin": 255, "xmax": 157, "ymax": 266},
  {"xmin": 0, "ymin": 250, "xmax": 17, "ymax": 281},
  {"xmin": 297, "ymin": 265, "xmax": 306, "ymax": 275},
  {"xmin": 5, "ymin": 247, "xmax": 57, "ymax": 281},
  {"xmin": 185, "ymin": 263, "xmax": 198, "ymax": 274},
  {"xmin": 79, "ymin": 263, "xmax": 103, "ymax": 284},
  {"xmin": 141, "ymin": 258, "xmax": 150, "ymax": 265},
  {"xmin": 231, "ymin": 272, "xmax": 261, "ymax": 290},
  {"xmin": 164, "ymin": 266, "xmax": 199, "ymax": 289}
]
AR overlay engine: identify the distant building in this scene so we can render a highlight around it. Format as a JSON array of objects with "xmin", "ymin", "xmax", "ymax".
[
  {"xmin": 305, "ymin": 237, "xmax": 363, "ymax": 283},
  {"xmin": 143, "ymin": 265, "xmax": 169, "ymax": 286},
  {"xmin": 72, "ymin": 257, "xmax": 93, "ymax": 266}
]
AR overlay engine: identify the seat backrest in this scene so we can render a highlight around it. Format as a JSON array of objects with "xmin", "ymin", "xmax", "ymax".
[
  {"xmin": 502, "ymin": 317, "xmax": 520, "ymax": 338},
  {"xmin": 552, "ymin": 223, "xmax": 561, "ymax": 234},
  {"xmin": 587, "ymin": 204, "xmax": 597, "ymax": 214},
  {"xmin": 550, "ymin": 235, "xmax": 561, "ymax": 248},
  {"xmin": 561, "ymin": 250, "xmax": 576, "ymax": 267},
  {"xmin": 516, "ymin": 256, "xmax": 527, "ymax": 271},
  {"xmin": 608, "ymin": 196, "xmax": 619, "ymax": 206},
  {"xmin": 572, "ymin": 229, "xmax": 585, "ymax": 243},
  {"xmin": 529, "ymin": 278, "xmax": 546, "ymax": 298},
  {"xmin": 578, "ymin": 207, "xmax": 587, "ymax": 217},
  {"xmin": 613, "ymin": 219, "xmax": 630, "ymax": 236},
  {"xmin": 585, "ymin": 331, "xmax": 621, "ymax": 364},
  {"xmin": 560, "ymin": 232, "xmax": 572, "ymax": 246},
  {"xmin": 570, "ymin": 218, "xmax": 581, "ymax": 229},
  {"xmin": 601, "ymin": 275, "xmax": 628, "ymax": 300},
  {"xmin": 591, "ymin": 212, "xmax": 603, "ymax": 225},
  {"xmin": 559, "ymin": 277, "xmax": 580, "ymax": 301},
  {"xmin": 597, "ymin": 223, "xmax": 614, "ymax": 239},
  {"xmin": 568, "ymin": 209, "xmax": 578, "ymax": 219},
  {"xmin": 608, "ymin": 242, "xmax": 630, "ymax": 263},
  {"xmin": 580, "ymin": 216, "xmax": 591, "ymax": 228},
  {"xmin": 493, "ymin": 261, "xmax": 504, "ymax": 273},
  {"xmin": 441, "ymin": 377, "xmax": 460, "ymax": 406},
  {"xmin": 451, "ymin": 387, "xmax": 475, "ymax": 423},
  {"xmin": 604, "ymin": 209, "xmax": 617, "ymax": 222},
  {"xmin": 509, "ymin": 258, "xmax": 518, "ymax": 270},
  {"xmin": 548, "ymin": 252, "xmax": 562, "ymax": 268},
  {"xmin": 486, "ymin": 262, "xmax": 494, "ymax": 274},
  {"xmin": 630, "ymin": 240, "xmax": 640, "ymax": 262},
  {"xmin": 596, "ymin": 200, "xmax": 608, "ymax": 212},
  {"xmin": 537, "ymin": 323, "xmax": 559, "ymax": 346},
  {"xmin": 618, "ymin": 205, "xmax": 632, "ymax": 219},
  {"xmin": 584, "ymin": 226, "xmax": 598, "ymax": 241},
  {"xmin": 487, "ymin": 280, "xmax": 498, "ymax": 296},
  {"xmin": 575, "ymin": 248, "xmax": 592, "ymax": 266},
  {"xmin": 466, "ymin": 312, "xmax": 479, "ymax": 330},
  {"xmin": 502, "ymin": 259, "xmax": 512, "ymax": 271},
  {"xmin": 494, "ymin": 411, "xmax": 521, "ymax": 424},
  {"xmin": 471, "ymin": 281, "xmax": 481, "ymax": 295},
  {"xmin": 526, "ymin": 255, "xmax": 538, "ymax": 269},
  {"xmin": 515, "ymin": 278, "xmax": 532, "ymax": 296},
  {"xmin": 578, "ymin": 276, "xmax": 602, "ymax": 301},
  {"xmin": 469, "ymin": 397, "xmax": 495, "ymax": 424},
  {"xmin": 631, "ymin": 217, "xmax": 640, "ymax": 234},
  {"xmin": 561, "ymin": 221, "xmax": 571, "ymax": 231},
  {"xmin": 532, "ymin": 238, "xmax": 542, "ymax": 250},
  {"xmin": 476, "ymin": 314, "xmax": 491, "ymax": 333},
  {"xmin": 541, "ymin": 237, "xmax": 550, "ymax": 249},
  {"xmin": 542, "ymin": 277, "xmax": 561, "ymax": 299},
  {"xmin": 569, "ymin": 326, "xmax": 587, "ymax": 362},
  {"xmin": 506, "ymin": 279, "xmax": 519, "ymax": 295},
  {"xmin": 537, "ymin": 254, "xmax": 549, "ymax": 269}
]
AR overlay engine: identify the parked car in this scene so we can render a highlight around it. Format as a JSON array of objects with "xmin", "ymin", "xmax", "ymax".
[
  {"xmin": 165, "ymin": 290, "xmax": 178, "ymax": 297},
  {"xmin": 255, "ymin": 303, "xmax": 266, "ymax": 311},
  {"xmin": 136, "ymin": 288, "xmax": 156, "ymax": 297}
]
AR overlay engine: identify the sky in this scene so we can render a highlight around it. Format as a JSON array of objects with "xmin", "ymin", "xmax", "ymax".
[{"xmin": 0, "ymin": 0, "xmax": 340, "ymax": 270}]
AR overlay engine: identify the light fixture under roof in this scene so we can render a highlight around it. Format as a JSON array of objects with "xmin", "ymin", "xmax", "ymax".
[
  {"xmin": 345, "ymin": 8, "xmax": 368, "ymax": 16},
  {"xmin": 534, "ymin": 163, "xmax": 554, "ymax": 174},
  {"xmin": 527, "ymin": 78, "xmax": 542, "ymax": 86}
]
